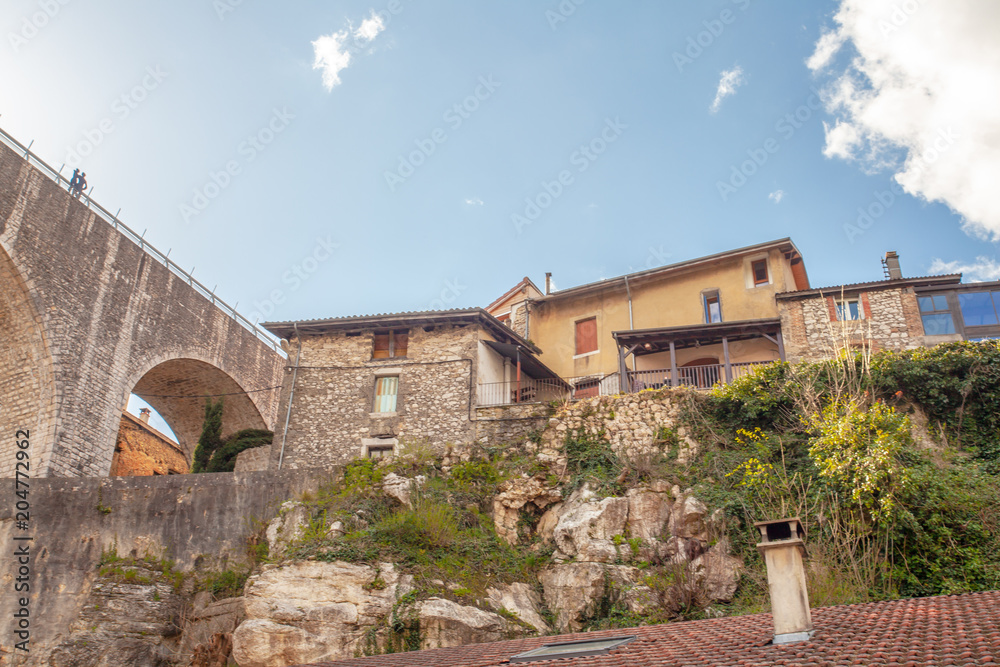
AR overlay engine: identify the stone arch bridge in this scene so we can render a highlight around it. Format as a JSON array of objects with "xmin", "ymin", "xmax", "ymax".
[{"xmin": 0, "ymin": 131, "xmax": 286, "ymax": 478}]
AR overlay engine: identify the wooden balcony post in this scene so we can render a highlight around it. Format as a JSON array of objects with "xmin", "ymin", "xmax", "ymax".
[
  {"xmin": 669, "ymin": 341, "xmax": 678, "ymax": 388},
  {"xmin": 617, "ymin": 341, "xmax": 628, "ymax": 393},
  {"xmin": 723, "ymin": 337, "xmax": 732, "ymax": 383}
]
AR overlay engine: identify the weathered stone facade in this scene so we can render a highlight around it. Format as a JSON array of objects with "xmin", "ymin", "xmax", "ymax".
[
  {"xmin": 777, "ymin": 287, "xmax": 926, "ymax": 362},
  {"xmin": 0, "ymin": 139, "xmax": 285, "ymax": 477},
  {"xmin": 110, "ymin": 412, "xmax": 189, "ymax": 476},
  {"xmin": 271, "ymin": 324, "xmax": 482, "ymax": 469},
  {"xmin": 475, "ymin": 403, "xmax": 550, "ymax": 448}
]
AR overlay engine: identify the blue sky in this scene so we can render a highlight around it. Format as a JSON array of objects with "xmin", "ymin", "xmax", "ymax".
[{"xmin": 3, "ymin": 1, "xmax": 999, "ymax": 434}]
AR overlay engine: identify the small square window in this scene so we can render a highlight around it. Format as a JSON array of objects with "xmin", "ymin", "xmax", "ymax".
[
  {"xmin": 367, "ymin": 445, "xmax": 394, "ymax": 459},
  {"xmin": 704, "ymin": 291, "xmax": 722, "ymax": 324},
  {"xmin": 373, "ymin": 376, "xmax": 398, "ymax": 413},
  {"xmin": 835, "ymin": 298, "xmax": 863, "ymax": 321},
  {"xmin": 752, "ymin": 259, "xmax": 769, "ymax": 286},
  {"xmin": 373, "ymin": 330, "xmax": 408, "ymax": 359}
]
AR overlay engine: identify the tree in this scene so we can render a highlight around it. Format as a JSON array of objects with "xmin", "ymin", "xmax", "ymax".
[{"xmin": 191, "ymin": 398, "xmax": 224, "ymax": 473}]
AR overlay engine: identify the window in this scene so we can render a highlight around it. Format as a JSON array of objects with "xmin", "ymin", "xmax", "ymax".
[
  {"xmin": 575, "ymin": 317, "xmax": 598, "ymax": 355},
  {"xmin": 511, "ymin": 636, "xmax": 636, "ymax": 663},
  {"xmin": 373, "ymin": 376, "xmax": 398, "ymax": 413},
  {"xmin": 751, "ymin": 259, "xmax": 769, "ymax": 286},
  {"xmin": 835, "ymin": 298, "xmax": 863, "ymax": 321},
  {"xmin": 703, "ymin": 291, "xmax": 722, "ymax": 323},
  {"xmin": 367, "ymin": 444, "xmax": 394, "ymax": 459},
  {"xmin": 918, "ymin": 294, "xmax": 956, "ymax": 335},
  {"xmin": 958, "ymin": 291, "xmax": 1000, "ymax": 327},
  {"xmin": 373, "ymin": 330, "xmax": 408, "ymax": 359}
]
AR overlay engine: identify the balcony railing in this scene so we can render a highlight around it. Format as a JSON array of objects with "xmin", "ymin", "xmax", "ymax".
[
  {"xmin": 627, "ymin": 361, "xmax": 770, "ymax": 391},
  {"xmin": 477, "ymin": 378, "xmax": 572, "ymax": 407}
]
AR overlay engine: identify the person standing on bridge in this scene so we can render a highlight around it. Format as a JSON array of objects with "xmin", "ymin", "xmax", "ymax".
[
  {"xmin": 68, "ymin": 168, "xmax": 79, "ymax": 195},
  {"xmin": 72, "ymin": 172, "xmax": 88, "ymax": 198}
]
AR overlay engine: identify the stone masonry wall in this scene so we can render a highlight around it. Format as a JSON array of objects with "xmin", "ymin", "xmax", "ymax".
[
  {"xmin": 272, "ymin": 325, "xmax": 480, "ymax": 469},
  {"xmin": 475, "ymin": 403, "xmax": 551, "ymax": 448},
  {"xmin": 110, "ymin": 413, "xmax": 189, "ymax": 476},
  {"xmin": 0, "ymin": 469, "xmax": 332, "ymax": 666},
  {"xmin": 778, "ymin": 287, "xmax": 925, "ymax": 363}
]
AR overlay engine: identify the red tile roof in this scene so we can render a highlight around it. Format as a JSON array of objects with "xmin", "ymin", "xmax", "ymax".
[{"xmin": 299, "ymin": 590, "xmax": 1000, "ymax": 667}]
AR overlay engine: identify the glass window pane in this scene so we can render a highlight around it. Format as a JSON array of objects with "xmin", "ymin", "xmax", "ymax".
[
  {"xmin": 374, "ymin": 376, "xmax": 398, "ymax": 412},
  {"xmin": 837, "ymin": 300, "xmax": 860, "ymax": 321},
  {"xmin": 706, "ymin": 296, "xmax": 721, "ymax": 323},
  {"xmin": 922, "ymin": 313, "xmax": 956, "ymax": 335},
  {"xmin": 933, "ymin": 295, "xmax": 950, "ymax": 310},
  {"xmin": 918, "ymin": 296, "xmax": 935, "ymax": 312},
  {"xmin": 958, "ymin": 292, "xmax": 999, "ymax": 326}
]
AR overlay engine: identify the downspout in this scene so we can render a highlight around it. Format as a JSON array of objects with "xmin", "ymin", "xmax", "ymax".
[
  {"xmin": 277, "ymin": 323, "xmax": 302, "ymax": 470},
  {"xmin": 624, "ymin": 275, "xmax": 634, "ymax": 329}
]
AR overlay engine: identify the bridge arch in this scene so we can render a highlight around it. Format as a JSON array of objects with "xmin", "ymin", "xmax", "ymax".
[
  {"xmin": 0, "ymin": 244, "xmax": 57, "ymax": 478},
  {"xmin": 120, "ymin": 352, "xmax": 274, "ymax": 465}
]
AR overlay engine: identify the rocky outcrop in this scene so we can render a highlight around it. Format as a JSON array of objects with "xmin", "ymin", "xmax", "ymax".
[
  {"xmin": 416, "ymin": 597, "xmax": 521, "ymax": 649},
  {"xmin": 382, "ymin": 472, "xmax": 425, "ymax": 509},
  {"xmin": 486, "ymin": 583, "xmax": 551, "ymax": 634},
  {"xmin": 551, "ymin": 492, "xmax": 629, "ymax": 563},
  {"xmin": 264, "ymin": 501, "xmax": 311, "ymax": 559},
  {"xmin": 232, "ymin": 561, "xmax": 412, "ymax": 667},
  {"xmin": 46, "ymin": 567, "xmax": 183, "ymax": 667},
  {"xmin": 178, "ymin": 593, "xmax": 246, "ymax": 665},
  {"xmin": 492, "ymin": 476, "xmax": 562, "ymax": 545}
]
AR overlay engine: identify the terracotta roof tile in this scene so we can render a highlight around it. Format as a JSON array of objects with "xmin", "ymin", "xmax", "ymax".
[{"xmin": 297, "ymin": 591, "xmax": 1000, "ymax": 667}]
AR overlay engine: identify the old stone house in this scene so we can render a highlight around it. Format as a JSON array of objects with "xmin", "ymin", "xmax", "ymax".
[
  {"xmin": 261, "ymin": 309, "xmax": 562, "ymax": 469},
  {"xmin": 110, "ymin": 408, "xmax": 189, "ymax": 476}
]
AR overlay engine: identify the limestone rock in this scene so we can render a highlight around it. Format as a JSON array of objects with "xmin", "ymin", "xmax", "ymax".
[
  {"xmin": 486, "ymin": 582, "xmax": 550, "ymax": 634},
  {"xmin": 178, "ymin": 595, "xmax": 245, "ymax": 662},
  {"xmin": 265, "ymin": 501, "xmax": 311, "ymax": 559},
  {"xmin": 670, "ymin": 493, "xmax": 708, "ymax": 541},
  {"xmin": 689, "ymin": 540, "xmax": 742, "ymax": 602},
  {"xmin": 416, "ymin": 597, "xmax": 521, "ymax": 650},
  {"xmin": 535, "ymin": 503, "xmax": 562, "ymax": 543},
  {"xmin": 551, "ymin": 494, "xmax": 628, "ymax": 563},
  {"xmin": 382, "ymin": 472, "xmax": 424, "ymax": 508},
  {"xmin": 492, "ymin": 476, "xmax": 562, "ymax": 545},
  {"xmin": 327, "ymin": 520, "xmax": 346, "ymax": 538},
  {"xmin": 537, "ymin": 563, "xmax": 607, "ymax": 632},
  {"xmin": 232, "ymin": 561, "xmax": 413, "ymax": 666},
  {"xmin": 626, "ymin": 489, "xmax": 672, "ymax": 541}
]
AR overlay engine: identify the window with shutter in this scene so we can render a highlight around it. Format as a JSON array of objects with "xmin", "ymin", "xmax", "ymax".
[
  {"xmin": 373, "ymin": 376, "xmax": 399, "ymax": 413},
  {"xmin": 575, "ymin": 317, "xmax": 598, "ymax": 355}
]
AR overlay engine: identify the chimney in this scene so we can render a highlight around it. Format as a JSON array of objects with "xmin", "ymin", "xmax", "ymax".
[
  {"xmin": 883, "ymin": 251, "xmax": 902, "ymax": 280},
  {"xmin": 139, "ymin": 408, "xmax": 151, "ymax": 424},
  {"xmin": 755, "ymin": 517, "xmax": 814, "ymax": 644},
  {"xmin": 545, "ymin": 272, "xmax": 553, "ymax": 295}
]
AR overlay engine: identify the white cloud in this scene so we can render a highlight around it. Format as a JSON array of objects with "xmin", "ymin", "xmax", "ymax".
[
  {"xmin": 929, "ymin": 256, "xmax": 1000, "ymax": 282},
  {"xmin": 768, "ymin": 189, "xmax": 785, "ymax": 203},
  {"xmin": 808, "ymin": 0, "xmax": 1000, "ymax": 240},
  {"xmin": 464, "ymin": 197, "xmax": 483, "ymax": 206},
  {"xmin": 312, "ymin": 11, "xmax": 387, "ymax": 91},
  {"xmin": 709, "ymin": 66, "xmax": 745, "ymax": 113}
]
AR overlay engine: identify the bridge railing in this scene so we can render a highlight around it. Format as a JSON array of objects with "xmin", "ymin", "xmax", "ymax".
[{"xmin": 0, "ymin": 125, "xmax": 286, "ymax": 356}]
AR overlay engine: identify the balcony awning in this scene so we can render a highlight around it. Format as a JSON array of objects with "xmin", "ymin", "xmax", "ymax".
[
  {"xmin": 481, "ymin": 340, "xmax": 565, "ymax": 382},
  {"xmin": 613, "ymin": 318, "xmax": 782, "ymax": 356}
]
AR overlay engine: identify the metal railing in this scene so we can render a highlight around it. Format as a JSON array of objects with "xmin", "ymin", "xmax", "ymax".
[
  {"xmin": 0, "ymin": 125, "xmax": 285, "ymax": 355},
  {"xmin": 628, "ymin": 360, "xmax": 771, "ymax": 391},
  {"xmin": 477, "ymin": 378, "xmax": 571, "ymax": 407}
]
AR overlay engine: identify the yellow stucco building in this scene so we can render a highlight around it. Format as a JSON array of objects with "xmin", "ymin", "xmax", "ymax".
[{"xmin": 487, "ymin": 238, "xmax": 809, "ymax": 394}]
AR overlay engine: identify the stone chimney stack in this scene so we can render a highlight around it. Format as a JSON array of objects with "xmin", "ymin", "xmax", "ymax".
[
  {"xmin": 545, "ymin": 272, "xmax": 553, "ymax": 295},
  {"xmin": 884, "ymin": 251, "xmax": 902, "ymax": 280},
  {"xmin": 755, "ymin": 517, "xmax": 814, "ymax": 644},
  {"xmin": 139, "ymin": 408, "xmax": 151, "ymax": 424}
]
